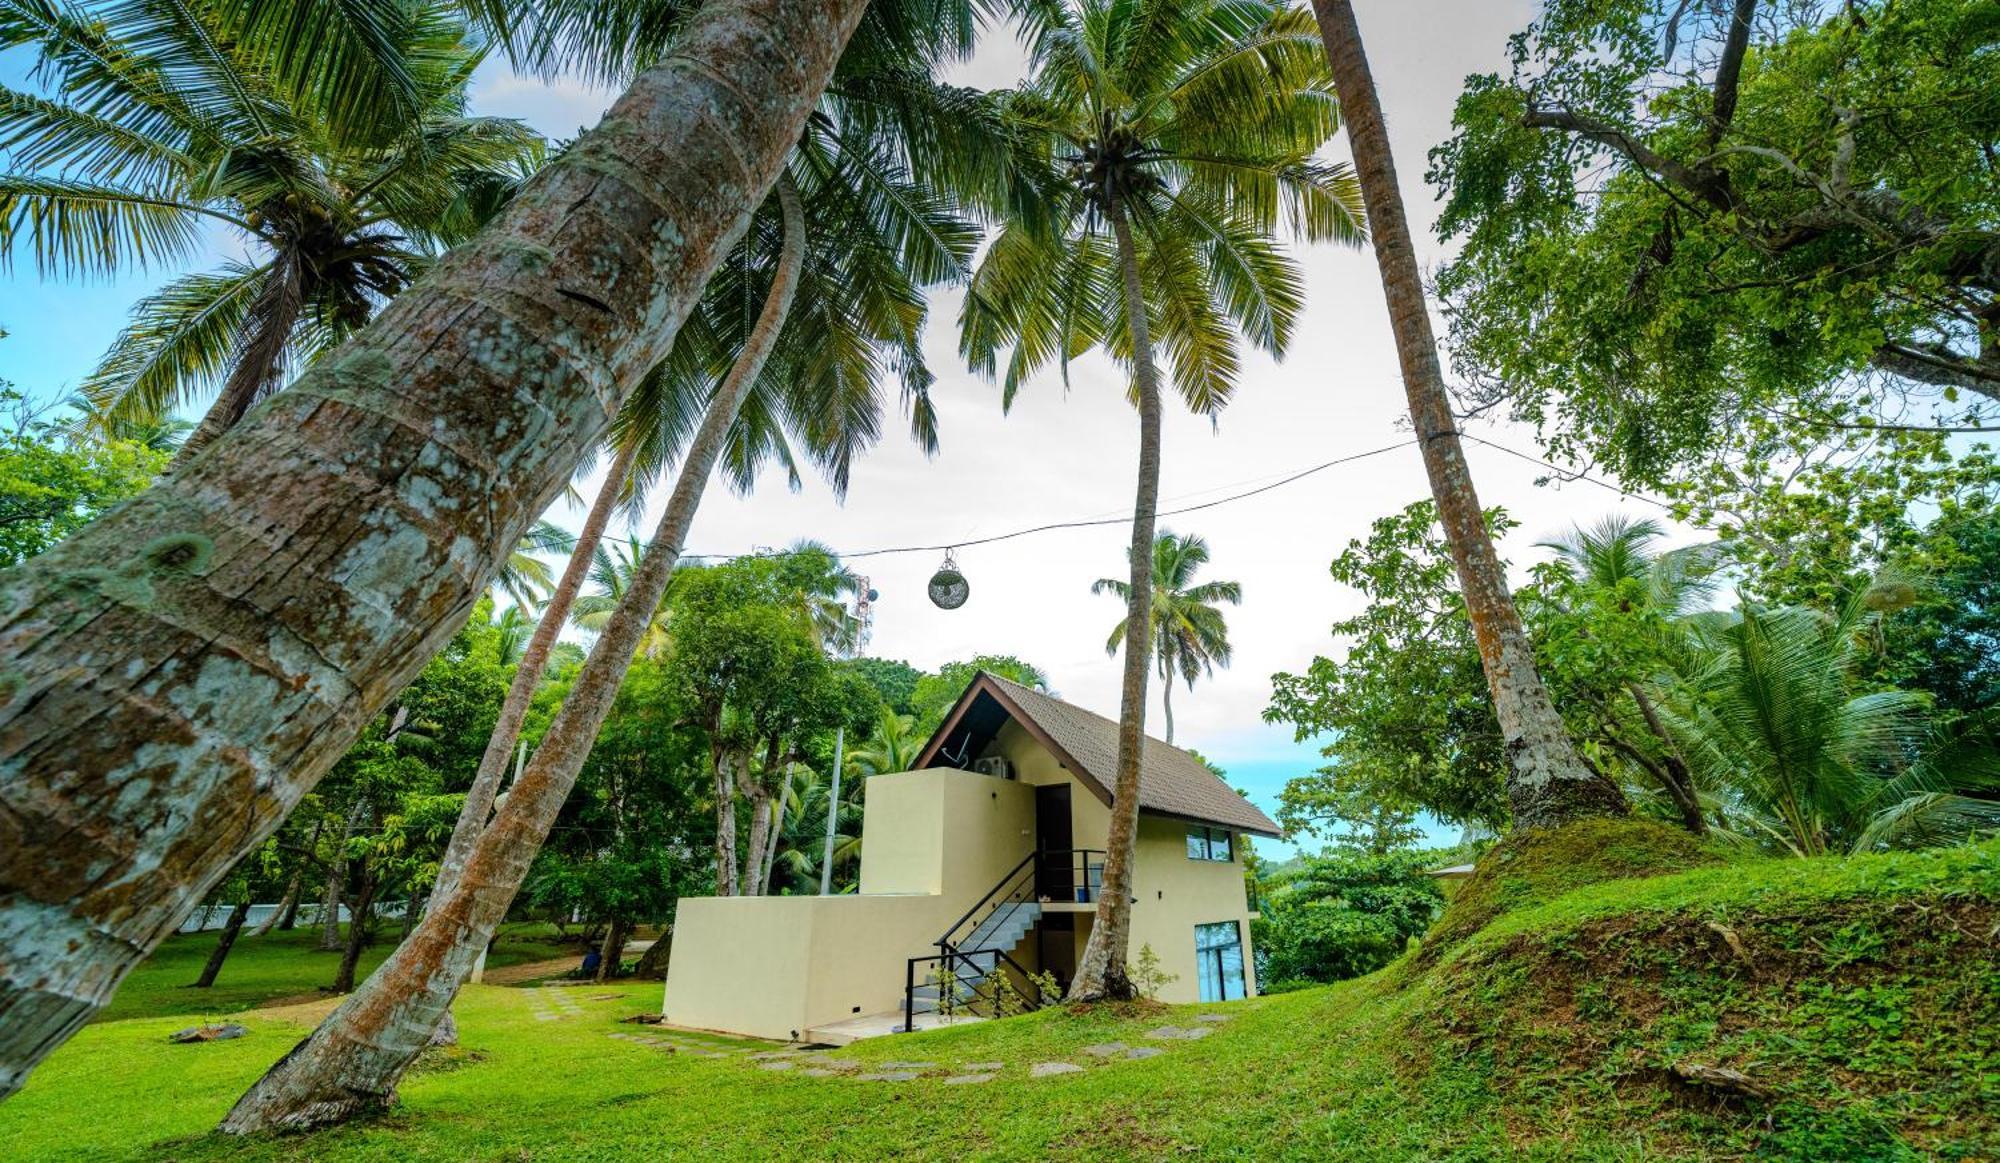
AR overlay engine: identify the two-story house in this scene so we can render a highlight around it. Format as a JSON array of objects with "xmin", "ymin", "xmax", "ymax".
[{"xmin": 662, "ymin": 672, "xmax": 1279, "ymax": 1043}]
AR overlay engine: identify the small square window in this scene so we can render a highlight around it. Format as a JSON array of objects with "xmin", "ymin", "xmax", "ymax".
[{"xmin": 1186, "ymin": 825, "xmax": 1233, "ymax": 862}]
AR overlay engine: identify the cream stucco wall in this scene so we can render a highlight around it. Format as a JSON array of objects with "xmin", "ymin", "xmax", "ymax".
[
  {"xmin": 980, "ymin": 720, "xmax": 1259, "ymax": 1003},
  {"xmin": 665, "ymin": 768, "xmax": 1034, "ymax": 1040}
]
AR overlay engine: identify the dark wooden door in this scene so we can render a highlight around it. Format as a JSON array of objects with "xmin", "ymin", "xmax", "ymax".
[{"xmin": 1035, "ymin": 784, "xmax": 1073, "ymax": 900}]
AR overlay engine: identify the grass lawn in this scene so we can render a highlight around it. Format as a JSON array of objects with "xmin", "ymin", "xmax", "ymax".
[
  {"xmin": 95, "ymin": 923, "xmax": 581, "ymax": 1023},
  {"xmin": 2, "ymin": 837, "xmax": 1993, "ymax": 1160}
]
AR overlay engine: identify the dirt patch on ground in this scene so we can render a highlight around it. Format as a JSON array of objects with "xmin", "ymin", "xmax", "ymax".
[
  {"xmin": 478, "ymin": 956, "xmax": 583, "ymax": 985},
  {"xmin": 242, "ymin": 994, "xmax": 346, "ymax": 1025}
]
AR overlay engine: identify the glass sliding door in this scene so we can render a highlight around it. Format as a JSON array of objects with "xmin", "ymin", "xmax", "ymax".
[{"xmin": 1194, "ymin": 921, "xmax": 1246, "ymax": 1002}]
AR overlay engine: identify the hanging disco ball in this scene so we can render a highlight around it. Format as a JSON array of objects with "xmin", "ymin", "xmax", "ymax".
[{"xmin": 928, "ymin": 550, "xmax": 969, "ymax": 609}]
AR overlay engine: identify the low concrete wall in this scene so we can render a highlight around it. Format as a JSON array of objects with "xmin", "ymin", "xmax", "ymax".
[{"xmin": 664, "ymin": 767, "xmax": 1036, "ymax": 1040}]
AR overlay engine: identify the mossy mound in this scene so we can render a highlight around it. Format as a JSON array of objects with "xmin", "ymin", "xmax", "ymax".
[
  {"xmin": 1422, "ymin": 816, "xmax": 1728, "ymax": 959},
  {"xmin": 1394, "ymin": 840, "xmax": 2000, "ymax": 1159}
]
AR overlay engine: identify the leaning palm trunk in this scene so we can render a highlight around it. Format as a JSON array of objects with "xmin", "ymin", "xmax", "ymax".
[
  {"xmin": 219, "ymin": 176, "xmax": 806, "ymax": 1134},
  {"xmin": 433, "ymin": 440, "xmax": 640, "ymax": 908},
  {"xmin": 1072, "ymin": 196, "xmax": 1165, "ymax": 1002},
  {"xmin": 0, "ymin": 0, "xmax": 863, "ymax": 1101},
  {"xmin": 170, "ymin": 266, "xmax": 304, "ymax": 468},
  {"xmin": 1311, "ymin": 0, "xmax": 1623, "ymax": 829}
]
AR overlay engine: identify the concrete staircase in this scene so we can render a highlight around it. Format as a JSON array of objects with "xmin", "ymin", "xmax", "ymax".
[{"xmin": 907, "ymin": 901, "xmax": 1042, "ymax": 1017}]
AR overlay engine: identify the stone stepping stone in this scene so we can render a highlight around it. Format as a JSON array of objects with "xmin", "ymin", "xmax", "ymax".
[
  {"xmin": 878, "ymin": 1060, "xmax": 936, "ymax": 1070},
  {"xmin": 943, "ymin": 1073, "xmax": 997, "ymax": 1085},
  {"xmin": 1124, "ymin": 1046, "xmax": 1165, "ymax": 1060},
  {"xmin": 812, "ymin": 1059, "xmax": 862, "ymax": 1072},
  {"xmin": 799, "ymin": 1068, "xmax": 841, "ymax": 1078},
  {"xmin": 759, "ymin": 1061, "xmax": 796, "ymax": 1072},
  {"xmin": 749, "ymin": 1050, "xmax": 802, "ymax": 1060},
  {"xmin": 1080, "ymin": 1042, "xmax": 1127, "ymax": 1058},
  {"xmin": 856, "ymin": 1071, "xmax": 919, "ymax": 1082},
  {"xmin": 962, "ymin": 1061, "xmax": 1004, "ymax": 1072},
  {"xmin": 1144, "ymin": 1027, "xmax": 1191, "ymax": 1040},
  {"xmin": 1182, "ymin": 1026, "xmax": 1214, "ymax": 1040},
  {"xmin": 1196, "ymin": 1013, "xmax": 1231, "ymax": 1024},
  {"xmin": 1029, "ymin": 1062, "xmax": 1083, "ymax": 1078}
]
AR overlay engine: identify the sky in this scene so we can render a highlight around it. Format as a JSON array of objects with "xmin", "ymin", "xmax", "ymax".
[{"xmin": 0, "ymin": 2, "xmax": 1691, "ymax": 856}]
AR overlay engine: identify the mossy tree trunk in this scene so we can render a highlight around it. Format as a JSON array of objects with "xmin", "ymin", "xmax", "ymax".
[
  {"xmin": 0, "ymin": 0, "xmax": 864, "ymax": 1102},
  {"xmin": 1072, "ymin": 192, "xmax": 1163, "ymax": 1003},
  {"xmin": 218, "ymin": 174, "xmax": 809, "ymax": 1134},
  {"xmin": 1311, "ymin": 0, "xmax": 1626, "ymax": 831}
]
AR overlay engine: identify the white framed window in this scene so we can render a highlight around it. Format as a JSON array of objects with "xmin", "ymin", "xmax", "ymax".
[{"xmin": 1185, "ymin": 825, "xmax": 1233, "ymax": 862}]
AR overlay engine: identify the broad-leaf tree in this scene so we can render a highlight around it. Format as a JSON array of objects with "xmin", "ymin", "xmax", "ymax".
[
  {"xmin": 963, "ymin": 0, "xmax": 1363, "ymax": 1002},
  {"xmin": 1311, "ymin": 0, "xmax": 1623, "ymax": 831},
  {"xmin": 1093, "ymin": 529, "xmax": 1240, "ymax": 743},
  {"xmin": 1430, "ymin": 0, "xmax": 2000, "ymax": 486}
]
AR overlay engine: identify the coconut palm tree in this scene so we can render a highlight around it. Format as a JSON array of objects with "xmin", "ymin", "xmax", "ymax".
[
  {"xmin": 1093, "ymin": 530, "xmax": 1240, "ymax": 744},
  {"xmin": 1536, "ymin": 516, "xmax": 1718, "ymax": 833},
  {"xmin": 1308, "ymin": 0, "xmax": 1622, "ymax": 830},
  {"xmin": 852, "ymin": 706, "xmax": 927, "ymax": 776},
  {"xmin": 494, "ymin": 520, "xmax": 576, "ymax": 610},
  {"xmin": 1661, "ymin": 594, "xmax": 2000, "ymax": 856},
  {"xmin": 0, "ymin": 0, "xmax": 543, "ymax": 462},
  {"xmin": 220, "ymin": 6, "xmax": 984, "ymax": 1128},
  {"xmin": 0, "ymin": 0, "xmax": 866, "ymax": 1101},
  {"xmin": 962, "ymin": 0, "xmax": 1363, "ymax": 1001}
]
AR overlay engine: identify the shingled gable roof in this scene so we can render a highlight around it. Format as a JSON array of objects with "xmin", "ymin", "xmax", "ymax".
[{"xmin": 913, "ymin": 671, "xmax": 1281, "ymax": 839}]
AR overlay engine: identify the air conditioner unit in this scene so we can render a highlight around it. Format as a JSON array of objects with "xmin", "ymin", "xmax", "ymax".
[{"xmin": 971, "ymin": 756, "xmax": 1014, "ymax": 780}]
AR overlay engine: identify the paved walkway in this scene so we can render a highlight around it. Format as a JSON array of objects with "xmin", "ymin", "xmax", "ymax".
[{"xmin": 601, "ymin": 1010, "xmax": 1240, "ymax": 1086}]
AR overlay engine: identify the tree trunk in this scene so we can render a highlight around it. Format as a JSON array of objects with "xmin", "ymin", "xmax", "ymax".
[
  {"xmin": 593, "ymin": 918, "xmax": 626, "ymax": 983},
  {"xmin": 760, "ymin": 771, "xmax": 788, "ymax": 895},
  {"xmin": 1160, "ymin": 659, "xmax": 1176, "ymax": 746},
  {"xmin": 218, "ymin": 171, "xmax": 811, "ymax": 1134},
  {"xmin": 1071, "ymin": 194, "xmax": 1163, "ymax": 1003},
  {"xmin": 260, "ymin": 817, "xmax": 325, "ymax": 938},
  {"xmin": 192, "ymin": 900, "xmax": 251, "ymax": 989},
  {"xmin": 330, "ymin": 871, "xmax": 378, "ymax": 994},
  {"xmin": 1627, "ymin": 684, "xmax": 1705, "ymax": 835},
  {"xmin": 320, "ymin": 799, "xmax": 367, "ymax": 952},
  {"xmin": 632, "ymin": 929, "xmax": 672, "ymax": 980},
  {"xmin": 253, "ymin": 854, "xmax": 308, "ymax": 938},
  {"xmin": 712, "ymin": 754, "xmax": 739, "ymax": 897},
  {"xmin": 1311, "ymin": 0, "xmax": 1625, "ymax": 831},
  {"xmin": 171, "ymin": 271, "xmax": 303, "ymax": 469},
  {"xmin": 739, "ymin": 746, "xmax": 776, "ymax": 897},
  {"xmin": 317, "ymin": 863, "xmax": 345, "ymax": 952},
  {"xmin": 0, "ymin": 0, "xmax": 863, "ymax": 1100},
  {"xmin": 432, "ymin": 440, "xmax": 640, "ymax": 907}
]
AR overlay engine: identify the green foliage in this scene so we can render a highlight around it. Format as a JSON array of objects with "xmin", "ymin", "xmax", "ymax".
[
  {"xmin": 909, "ymin": 654, "xmax": 1049, "ymax": 731},
  {"xmin": 958, "ymin": 0, "xmax": 1362, "ymax": 416},
  {"xmin": 0, "ymin": 0, "xmax": 543, "ymax": 429},
  {"xmin": 1127, "ymin": 943, "xmax": 1176, "ymax": 1002},
  {"xmin": 1431, "ymin": 0, "xmax": 2000, "ymax": 491},
  {"xmin": 1253, "ymin": 850, "xmax": 1443, "ymax": 987},
  {"xmin": 0, "ymin": 388, "xmax": 164, "ymax": 566},
  {"xmin": 1424, "ymin": 817, "xmax": 1727, "ymax": 957},
  {"xmin": 1093, "ymin": 530, "xmax": 1240, "ymax": 738},
  {"xmin": 849, "ymin": 657, "xmax": 923, "ymax": 716},
  {"xmin": 1267, "ymin": 501, "xmax": 1516, "ymax": 831},
  {"xmin": 12, "ymin": 844, "xmax": 1994, "ymax": 1159}
]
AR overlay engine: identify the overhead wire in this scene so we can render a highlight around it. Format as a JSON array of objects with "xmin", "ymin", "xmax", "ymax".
[{"xmin": 668, "ymin": 431, "xmax": 1673, "ymax": 564}]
